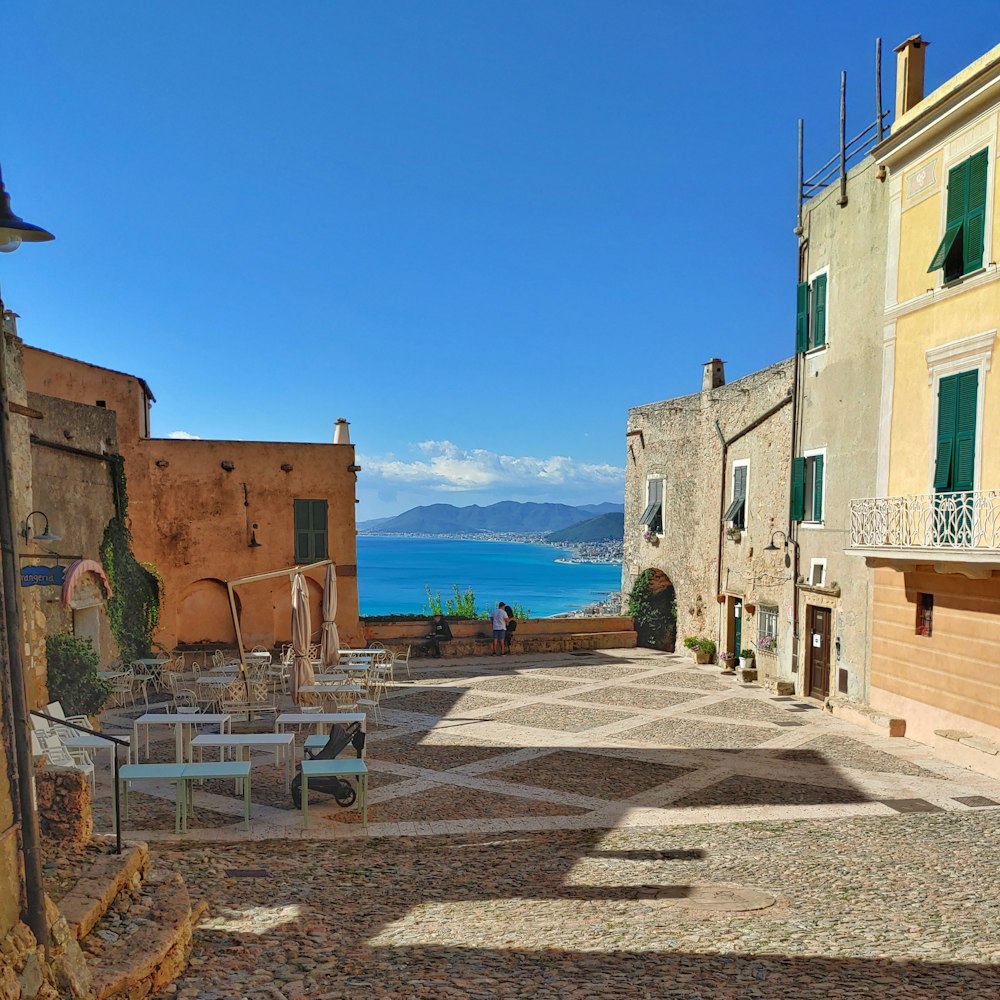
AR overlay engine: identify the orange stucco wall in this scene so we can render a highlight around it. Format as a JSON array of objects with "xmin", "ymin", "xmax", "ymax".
[
  {"xmin": 21, "ymin": 346, "xmax": 362, "ymax": 650},
  {"xmin": 871, "ymin": 566, "xmax": 1000, "ymax": 744}
]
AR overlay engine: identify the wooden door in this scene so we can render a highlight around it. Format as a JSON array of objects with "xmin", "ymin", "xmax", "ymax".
[{"xmin": 806, "ymin": 605, "xmax": 831, "ymax": 700}]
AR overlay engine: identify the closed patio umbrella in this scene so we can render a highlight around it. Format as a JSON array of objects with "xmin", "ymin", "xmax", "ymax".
[
  {"xmin": 291, "ymin": 572, "xmax": 315, "ymax": 703},
  {"xmin": 320, "ymin": 563, "xmax": 340, "ymax": 668}
]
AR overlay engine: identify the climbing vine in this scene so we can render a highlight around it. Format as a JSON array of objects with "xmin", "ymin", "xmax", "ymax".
[
  {"xmin": 100, "ymin": 455, "xmax": 161, "ymax": 663},
  {"xmin": 627, "ymin": 569, "xmax": 675, "ymax": 649}
]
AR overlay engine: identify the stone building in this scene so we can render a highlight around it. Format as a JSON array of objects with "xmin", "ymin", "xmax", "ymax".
[
  {"xmin": 22, "ymin": 340, "xmax": 363, "ymax": 652},
  {"xmin": 791, "ymin": 155, "xmax": 888, "ymax": 703},
  {"xmin": 623, "ymin": 358, "xmax": 795, "ymax": 679}
]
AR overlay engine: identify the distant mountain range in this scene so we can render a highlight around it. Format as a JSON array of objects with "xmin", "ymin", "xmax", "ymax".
[
  {"xmin": 544, "ymin": 512, "xmax": 624, "ymax": 543},
  {"xmin": 358, "ymin": 501, "xmax": 623, "ymax": 535}
]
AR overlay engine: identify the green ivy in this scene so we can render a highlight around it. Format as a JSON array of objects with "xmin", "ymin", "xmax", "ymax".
[
  {"xmin": 627, "ymin": 569, "xmax": 675, "ymax": 649},
  {"xmin": 45, "ymin": 632, "xmax": 111, "ymax": 716},
  {"xmin": 100, "ymin": 455, "xmax": 161, "ymax": 663}
]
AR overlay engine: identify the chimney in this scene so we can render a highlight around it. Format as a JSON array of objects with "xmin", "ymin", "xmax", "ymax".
[
  {"xmin": 702, "ymin": 359, "xmax": 725, "ymax": 392},
  {"xmin": 333, "ymin": 418, "xmax": 351, "ymax": 444},
  {"xmin": 895, "ymin": 35, "xmax": 928, "ymax": 119}
]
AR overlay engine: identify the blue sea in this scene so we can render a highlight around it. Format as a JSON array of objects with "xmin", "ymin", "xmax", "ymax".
[{"xmin": 357, "ymin": 536, "xmax": 622, "ymax": 618}]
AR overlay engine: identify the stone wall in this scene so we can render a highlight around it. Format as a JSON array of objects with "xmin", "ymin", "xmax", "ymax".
[
  {"xmin": 624, "ymin": 360, "xmax": 795, "ymax": 655},
  {"xmin": 35, "ymin": 768, "xmax": 93, "ymax": 851}
]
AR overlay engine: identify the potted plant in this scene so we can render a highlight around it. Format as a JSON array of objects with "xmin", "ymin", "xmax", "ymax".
[
  {"xmin": 683, "ymin": 636, "xmax": 714, "ymax": 664},
  {"xmin": 642, "ymin": 528, "xmax": 659, "ymax": 545},
  {"xmin": 718, "ymin": 650, "xmax": 737, "ymax": 673},
  {"xmin": 726, "ymin": 525, "xmax": 741, "ymax": 542},
  {"xmin": 739, "ymin": 648, "xmax": 755, "ymax": 670}
]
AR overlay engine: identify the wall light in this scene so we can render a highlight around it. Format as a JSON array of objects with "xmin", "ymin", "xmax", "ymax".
[{"xmin": 21, "ymin": 510, "xmax": 60, "ymax": 543}]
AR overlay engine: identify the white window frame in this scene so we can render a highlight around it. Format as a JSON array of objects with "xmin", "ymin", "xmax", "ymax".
[
  {"xmin": 925, "ymin": 330, "xmax": 994, "ymax": 493},
  {"xmin": 756, "ymin": 604, "xmax": 778, "ymax": 655},
  {"xmin": 728, "ymin": 460, "xmax": 749, "ymax": 529},
  {"xmin": 805, "ymin": 265, "xmax": 831, "ymax": 354},
  {"xmin": 799, "ymin": 448, "xmax": 826, "ymax": 528},
  {"xmin": 808, "ymin": 558, "xmax": 828, "ymax": 587}
]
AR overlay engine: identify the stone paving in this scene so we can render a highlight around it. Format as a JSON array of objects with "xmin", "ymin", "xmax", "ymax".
[{"xmin": 86, "ymin": 648, "xmax": 1000, "ymax": 997}]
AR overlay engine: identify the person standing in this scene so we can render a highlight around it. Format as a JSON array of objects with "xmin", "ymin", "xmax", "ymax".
[
  {"xmin": 503, "ymin": 603, "xmax": 517, "ymax": 654},
  {"xmin": 490, "ymin": 601, "xmax": 508, "ymax": 656}
]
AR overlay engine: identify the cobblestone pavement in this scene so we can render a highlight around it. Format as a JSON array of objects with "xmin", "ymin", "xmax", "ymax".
[{"xmin": 90, "ymin": 649, "xmax": 1000, "ymax": 996}]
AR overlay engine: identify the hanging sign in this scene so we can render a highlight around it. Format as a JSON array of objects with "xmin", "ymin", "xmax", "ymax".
[{"xmin": 20, "ymin": 565, "xmax": 66, "ymax": 588}]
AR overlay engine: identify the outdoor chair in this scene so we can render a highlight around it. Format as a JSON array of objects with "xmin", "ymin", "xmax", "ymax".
[
  {"xmin": 357, "ymin": 664, "xmax": 391, "ymax": 725},
  {"xmin": 109, "ymin": 672, "xmax": 135, "ymax": 709},
  {"xmin": 392, "ymin": 645, "xmax": 412, "ymax": 679},
  {"xmin": 31, "ymin": 717, "xmax": 95, "ymax": 794},
  {"xmin": 171, "ymin": 689, "xmax": 201, "ymax": 713},
  {"xmin": 248, "ymin": 678, "xmax": 279, "ymax": 720}
]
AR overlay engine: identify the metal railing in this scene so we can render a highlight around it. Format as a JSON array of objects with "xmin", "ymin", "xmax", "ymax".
[
  {"xmin": 849, "ymin": 491, "xmax": 1000, "ymax": 551},
  {"xmin": 30, "ymin": 710, "xmax": 128, "ymax": 854}
]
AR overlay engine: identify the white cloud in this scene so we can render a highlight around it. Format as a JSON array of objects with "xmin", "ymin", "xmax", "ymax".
[
  {"xmin": 359, "ymin": 440, "xmax": 623, "ymax": 495},
  {"xmin": 166, "ymin": 430, "xmax": 202, "ymax": 440}
]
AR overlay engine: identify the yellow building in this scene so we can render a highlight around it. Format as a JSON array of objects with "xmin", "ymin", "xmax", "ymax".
[{"xmin": 848, "ymin": 37, "xmax": 1000, "ymax": 775}]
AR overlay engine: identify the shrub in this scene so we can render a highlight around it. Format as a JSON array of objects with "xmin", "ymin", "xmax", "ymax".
[
  {"xmin": 45, "ymin": 632, "xmax": 111, "ymax": 717},
  {"xmin": 740, "ymin": 648, "xmax": 755, "ymax": 658},
  {"xmin": 628, "ymin": 570, "xmax": 671, "ymax": 648},
  {"xmin": 423, "ymin": 584, "xmax": 493, "ymax": 619},
  {"xmin": 683, "ymin": 636, "xmax": 717, "ymax": 656}
]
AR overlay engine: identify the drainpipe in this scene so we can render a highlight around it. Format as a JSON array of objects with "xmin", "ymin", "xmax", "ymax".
[{"xmin": 0, "ymin": 309, "xmax": 48, "ymax": 951}]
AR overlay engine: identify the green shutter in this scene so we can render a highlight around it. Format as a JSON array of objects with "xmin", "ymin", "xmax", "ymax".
[
  {"xmin": 812, "ymin": 455, "xmax": 825, "ymax": 521},
  {"xmin": 928, "ymin": 222, "xmax": 962, "ymax": 273},
  {"xmin": 964, "ymin": 149, "xmax": 988, "ymax": 274},
  {"xmin": 311, "ymin": 500, "xmax": 328, "ymax": 559},
  {"xmin": 795, "ymin": 282, "xmax": 809, "ymax": 353},
  {"xmin": 791, "ymin": 457, "xmax": 806, "ymax": 521},
  {"xmin": 946, "ymin": 160, "xmax": 969, "ymax": 226},
  {"xmin": 294, "ymin": 500, "xmax": 309, "ymax": 562},
  {"xmin": 812, "ymin": 274, "xmax": 827, "ymax": 347},
  {"xmin": 954, "ymin": 370, "xmax": 978, "ymax": 491},
  {"xmin": 934, "ymin": 375, "xmax": 959, "ymax": 491}
]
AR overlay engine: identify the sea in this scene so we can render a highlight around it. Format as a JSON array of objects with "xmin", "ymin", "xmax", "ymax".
[{"xmin": 357, "ymin": 536, "xmax": 622, "ymax": 618}]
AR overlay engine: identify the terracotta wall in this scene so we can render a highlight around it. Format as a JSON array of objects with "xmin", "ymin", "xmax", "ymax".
[{"xmin": 871, "ymin": 566, "xmax": 1000, "ymax": 741}]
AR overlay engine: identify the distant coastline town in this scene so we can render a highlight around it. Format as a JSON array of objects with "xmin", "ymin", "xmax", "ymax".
[{"xmin": 360, "ymin": 531, "xmax": 623, "ymax": 566}]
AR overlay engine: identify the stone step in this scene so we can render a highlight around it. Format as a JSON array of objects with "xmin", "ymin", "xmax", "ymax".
[
  {"xmin": 55, "ymin": 839, "xmax": 150, "ymax": 940},
  {"xmin": 84, "ymin": 870, "xmax": 203, "ymax": 1000},
  {"xmin": 828, "ymin": 698, "xmax": 906, "ymax": 737}
]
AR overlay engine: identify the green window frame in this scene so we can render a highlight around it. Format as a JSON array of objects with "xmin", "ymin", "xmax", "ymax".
[
  {"xmin": 933, "ymin": 370, "xmax": 978, "ymax": 493},
  {"xmin": 792, "ymin": 454, "xmax": 825, "ymax": 522},
  {"xmin": 928, "ymin": 149, "xmax": 988, "ymax": 281},
  {"xmin": 639, "ymin": 478, "xmax": 663, "ymax": 533},
  {"xmin": 795, "ymin": 272, "xmax": 827, "ymax": 353},
  {"xmin": 294, "ymin": 499, "xmax": 328, "ymax": 563}
]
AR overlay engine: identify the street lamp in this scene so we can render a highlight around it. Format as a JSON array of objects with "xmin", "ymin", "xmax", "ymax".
[
  {"xmin": 0, "ymin": 162, "xmax": 54, "ymax": 252},
  {"xmin": 0, "ymin": 158, "xmax": 53, "ymax": 951}
]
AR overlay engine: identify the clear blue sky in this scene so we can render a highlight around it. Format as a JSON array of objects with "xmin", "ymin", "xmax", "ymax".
[{"xmin": 3, "ymin": 3, "xmax": 996, "ymax": 518}]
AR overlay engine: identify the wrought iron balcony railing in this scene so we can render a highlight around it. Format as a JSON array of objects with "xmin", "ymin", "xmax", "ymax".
[{"xmin": 848, "ymin": 491, "xmax": 1000, "ymax": 555}]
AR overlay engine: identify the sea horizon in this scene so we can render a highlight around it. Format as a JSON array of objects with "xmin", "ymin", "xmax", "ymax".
[{"xmin": 357, "ymin": 535, "xmax": 622, "ymax": 618}]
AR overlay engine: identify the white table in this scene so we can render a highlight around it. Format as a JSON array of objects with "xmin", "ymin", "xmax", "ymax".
[
  {"xmin": 275, "ymin": 712, "xmax": 366, "ymax": 738},
  {"xmin": 133, "ymin": 712, "xmax": 232, "ymax": 762},
  {"xmin": 190, "ymin": 732, "xmax": 295, "ymax": 789},
  {"xmin": 64, "ymin": 733, "xmax": 132, "ymax": 770}
]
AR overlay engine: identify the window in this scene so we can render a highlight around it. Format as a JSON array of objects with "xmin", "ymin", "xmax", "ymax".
[
  {"xmin": 795, "ymin": 271, "xmax": 828, "ymax": 352},
  {"xmin": 928, "ymin": 148, "xmax": 988, "ymax": 282},
  {"xmin": 934, "ymin": 370, "xmax": 977, "ymax": 493},
  {"xmin": 809, "ymin": 558, "xmax": 827, "ymax": 587},
  {"xmin": 723, "ymin": 462, "xmax": 748, "ymax": 529},
  {"xmin": 640, "ymin": 478, "xmax": 663, "ymax": 533},
  {"xmin": 293, "ymin": 499, "xmax": 328, "ymax": 563},
  {"xmin": 792, "ymin": 452, "xmax": 825, "ymax": 523},
  {"xmin": 756, "ymin": 605, "xmax": 778, "ymax": 655},
  {"xmin": 916, "ymin": 593, "xmax": 933, "ymax": 637}
]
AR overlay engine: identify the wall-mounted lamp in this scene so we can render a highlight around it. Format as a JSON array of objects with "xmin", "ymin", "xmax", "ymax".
[
  {"xmin": 348, "ymin": 464, "xmax": 362, "ymax": 473},
  {"xmin": 21, "ymin": 510, "xmax": 60, "ymax": 543},
  {"xmin": 248, "ymin": 523, "xmax": 262, "ymax": 548},
  {"xmin": 764, "ymin": 530, "xmax": 797, "ymax": 568}
]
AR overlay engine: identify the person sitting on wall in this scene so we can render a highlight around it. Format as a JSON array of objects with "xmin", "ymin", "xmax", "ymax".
[{"xmin": 426, "ymin": 613, "xmax": 452, "ymax": 658}]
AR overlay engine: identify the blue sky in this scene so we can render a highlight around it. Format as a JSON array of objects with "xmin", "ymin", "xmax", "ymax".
[{"xmin": 3, "ymin": 3, "xmax": 997, "ymax": 518}]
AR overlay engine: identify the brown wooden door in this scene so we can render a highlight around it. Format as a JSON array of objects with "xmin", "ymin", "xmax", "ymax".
[{"xmin": 806, "ymin": 605, "xmax": 831, "ymax": 700}]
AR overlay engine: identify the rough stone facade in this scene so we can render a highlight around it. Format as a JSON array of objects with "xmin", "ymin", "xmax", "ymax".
[
  {"xmin": 624, "ymin": 359, "xmax": 795, "ymax": 673},
  {"xmin": 793, "ymin": 157, "xmax": 887, "ymax": 702},
  {"xmin": 35, "ymin": 768, "xmax": 93, "ymax": 851}
]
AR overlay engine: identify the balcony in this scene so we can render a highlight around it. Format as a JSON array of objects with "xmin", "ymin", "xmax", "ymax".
[{"xmin": 847, "ymin": 491, "xmax": 1000, "ymax": 568}]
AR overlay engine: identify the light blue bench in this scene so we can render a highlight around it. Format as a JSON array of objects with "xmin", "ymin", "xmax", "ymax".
[{"xmin": 300, "ymin": 758, "xmax": 368, "ymax": 829}]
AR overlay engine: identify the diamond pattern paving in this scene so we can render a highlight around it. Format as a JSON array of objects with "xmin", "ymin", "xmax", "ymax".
[
  {"xmin": 619, "ymin": 717, "xmax": 778, "ymax": 749},
  {"xmin": 777, "ymin": 735, "xmax": 944, "ymax": 778},
  {"xmin": 487, "ymin": 750, "xmax": 692, "ymax": 800},
  {"xmin": 567, "ymin": 685, "xmax": 701, "ymax": 710},
  {"xmin": 368, "ymin": 731, "xmax": 508, "ymax": 770},
  {"xmin": 685, "ymin": 697, "xmax": 805, "ymax": 725},
  {"xmin": 671, "ymin": 774, "xmax": 871, "ymax": 808},
  {"xmin": 382, "ymin": 689, "xmax": 507, "ymax": 716},
  {"xmin": 471, "ymin": 675, "xmax": 582, "ymax": 696},
  {"xmin": 534, "ymin": 663, "xmax": 652, "ymax": 681},
  {"xmin": 487, "ymin": 703, "xmax": 632, "ymax": 732},
  {"xmin": 631, "ymin": 670, "xmax": 731, "ymax": 691}
]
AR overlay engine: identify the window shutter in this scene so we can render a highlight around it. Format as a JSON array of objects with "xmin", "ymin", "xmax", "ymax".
[
  {"xmin": 812, "ymin": 274, "xmax": 827, "ymax": 347},
  {"xmin": 795, "ymin": 282, "xmax": 809, "ymax": 353},
  {"xmin": 791, "ymin": 457, "xmax": 806, "ymax": 521},
  {"xmin": 946, "ymin": 160, "xmax": 969, "ymax": 226},
  {"xmin": 812, "ymin": 455, "xmax": 825, "ymax": 521},
  {"xmin": 311, "ymin": 500, "xmax": 328, "ymax": 559},
  {"xmin": 964, "ymin": 149, "xmax": 988, "ymax": 274},
  {"xmin": 928, "ymin": 222, "xmax": 962, "ymax": 273},
  {"xmin": 954, "ymin": 370, "xmax": 978, "ymax": 492},
  {"xmin": 734, "ymin": 465, "xmax": 747, "ymax": 500},
  {"xmin": 934, "ymin": 375, "xmax": 959, "ymax": 491},
  {"xmin": 294, "ymin": 500, "xmax": 310, "ymax": 562}
]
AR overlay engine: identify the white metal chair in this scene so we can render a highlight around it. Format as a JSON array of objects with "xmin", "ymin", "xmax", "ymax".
[
  {"xmin": 356, "ymin": 665, "xmax": 391, "ymax": 725},
  {"xmin": 172, "ymin": 689, "xmax": 201, "ymax": 714},
  {"xmin": 109, "ymin": 671, "xmax": 135, "ymax": 709},
  {"xmin": 392, "ymin": 645, "xmax": 411, "ymax": 680},
  {"xmin": 31, "ymin": 716, "xmax": 95, "ymax": 794}
]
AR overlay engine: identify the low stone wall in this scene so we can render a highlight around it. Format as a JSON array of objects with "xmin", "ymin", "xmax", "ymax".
[{"xmin": 36, "ymin": 768, "xmax": 93, "ymax": 850}]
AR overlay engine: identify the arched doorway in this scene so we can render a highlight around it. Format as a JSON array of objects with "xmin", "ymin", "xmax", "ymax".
[
  {"xmin": 177, "ymin": 578, "xmax": 240, "ymax": 645},
  {"xmin": 628, "ymin": 567, "xmax": 676, "ymax": 650}
]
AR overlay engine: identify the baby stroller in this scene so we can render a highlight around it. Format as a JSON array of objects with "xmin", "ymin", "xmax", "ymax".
[{"xmin": 290, "ymin": 722, "xmax": 366, "ymax": 809}]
